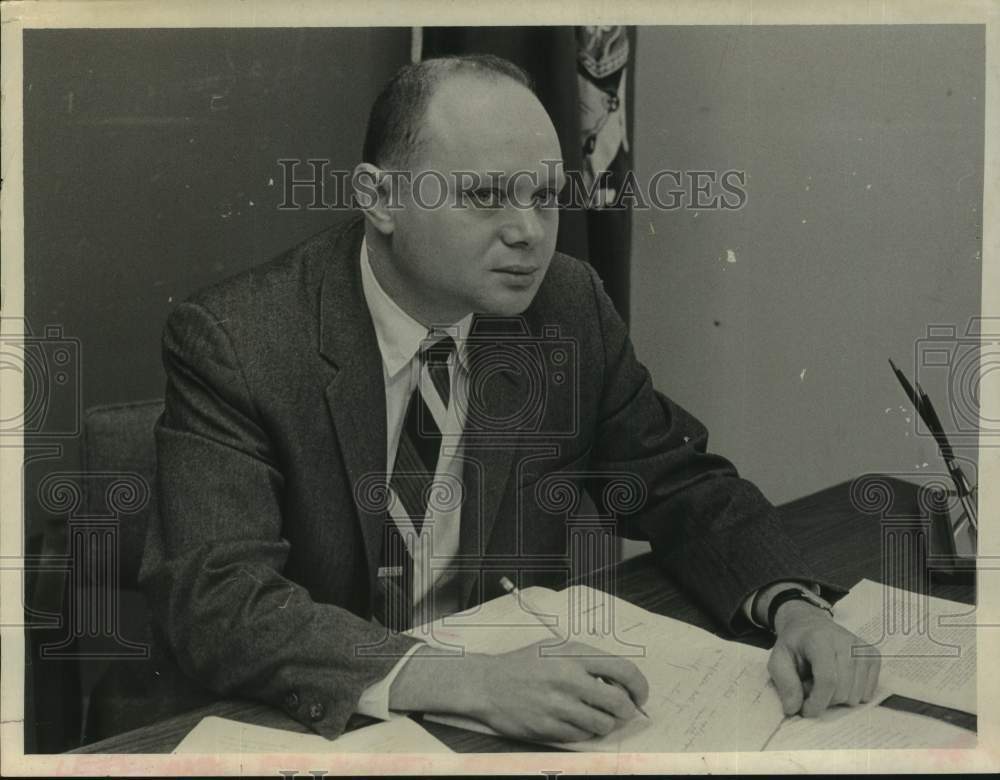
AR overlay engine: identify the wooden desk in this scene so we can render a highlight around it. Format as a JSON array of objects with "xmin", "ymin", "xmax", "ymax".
[{"xmin": 70, "ymin": 476, "xmax": 974, "ymax": 754}]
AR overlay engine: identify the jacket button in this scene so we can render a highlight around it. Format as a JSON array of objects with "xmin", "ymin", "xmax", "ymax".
[
  {"xmin": 308, "ymin": 702, "xmax": 325, "ymax": 721},
  {"xmin": 284, "ymin": 691, "xmax": 299, "ymax": 710}
]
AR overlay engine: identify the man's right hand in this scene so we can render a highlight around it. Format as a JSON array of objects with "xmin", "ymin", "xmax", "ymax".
[{"xmin": 389, "ymin": 640, "xmax": 649, "ymax": 743}]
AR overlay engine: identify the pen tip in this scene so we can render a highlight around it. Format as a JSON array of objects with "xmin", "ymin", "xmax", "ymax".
[{"xmin": 888, "ymin": 357, "xmax": 898, "ymax": 370}]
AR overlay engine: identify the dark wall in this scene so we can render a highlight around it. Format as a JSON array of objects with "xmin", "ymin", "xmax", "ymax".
[
  {"xmin": 25, "ymin": 26, "xmax": 408, "ymax": 432},
  {"xmin": 22, "ymin": 27, "xmax": 409, "ymax": 751},
  {"xmin": 24, "ymin": 25, "xmax": 409, "ymax": 531}
]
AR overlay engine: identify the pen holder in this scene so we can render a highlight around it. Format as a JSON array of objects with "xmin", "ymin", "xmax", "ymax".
[{"xmin": 925, "ymin": 484, "xmax": 977, "ymax": 584}]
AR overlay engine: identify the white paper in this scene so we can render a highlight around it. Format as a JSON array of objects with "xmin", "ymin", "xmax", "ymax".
[
  {"xmin": 833, "ymin": 578, "xmax": 976, "ymax": 714},
  {"xmin": 764, "ymin": 697, "xmax": 977, "ymax": 751},
  {"xmin": 417, "ymin": 584, "xmax": 977, "ymax": 752},
  {"xmin": 172, "ymin": 715, "xmax": 453, "ymax": 754},
  {"xmin": 417, "ymin": 585, "xmax": 784, "ymax": 752}
]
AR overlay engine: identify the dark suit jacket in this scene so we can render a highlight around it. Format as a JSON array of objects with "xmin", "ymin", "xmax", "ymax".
[{"xmin": 140, "ymin": 215, "xmax": 842, "ymax": 738}]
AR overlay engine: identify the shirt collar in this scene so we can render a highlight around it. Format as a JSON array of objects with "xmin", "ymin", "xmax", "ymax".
[{"xmin": 360, "ymin": 237, "xmax": 473, "ymax": 378}]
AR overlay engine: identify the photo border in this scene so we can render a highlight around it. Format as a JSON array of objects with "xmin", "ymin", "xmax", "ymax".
[{"xmin": 1, "ymin": 0, "xmax": 997, "ymax": 775}]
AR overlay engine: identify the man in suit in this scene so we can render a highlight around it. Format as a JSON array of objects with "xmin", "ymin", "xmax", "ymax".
[{"xmin": 141, "ymin": 54, "xmax": 880, "ymax": 744}]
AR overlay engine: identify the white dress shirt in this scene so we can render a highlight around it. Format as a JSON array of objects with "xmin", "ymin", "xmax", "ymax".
[{"xmin": 355, "ymin": 237, "xmax": 473, "ymax": 719}]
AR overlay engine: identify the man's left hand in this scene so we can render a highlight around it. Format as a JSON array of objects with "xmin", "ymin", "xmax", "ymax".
[{"xmin": 767, "ymin": 600, "xmax": 881, "ymax": 717}]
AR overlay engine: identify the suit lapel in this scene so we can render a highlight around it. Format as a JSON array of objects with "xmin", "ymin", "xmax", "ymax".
[
  {"xmin": 318, "ymin": 217, "xmax": 388, "ymax": 601},
  {"xmin": 317, "ymin": 221, "xmax": 534, "ymax": 612},
  {"xmin": 456, "ymin": 316, "xmax": 532, "ymax": 609}
]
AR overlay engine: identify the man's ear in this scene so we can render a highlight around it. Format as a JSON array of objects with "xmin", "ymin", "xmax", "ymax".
[{"xmin": 352, "ymin": 163, "xmax": 397, "ymax": 236}]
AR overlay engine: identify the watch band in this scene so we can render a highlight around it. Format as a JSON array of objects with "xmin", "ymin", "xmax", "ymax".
[{"xmin": 766, "ymin": 586, "xmax": 834, "ymax": 633}]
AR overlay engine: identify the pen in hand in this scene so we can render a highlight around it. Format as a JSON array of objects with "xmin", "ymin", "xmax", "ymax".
[{"xmin": 499, "ymin": 576, "xmax": 650, "ymax": 719}]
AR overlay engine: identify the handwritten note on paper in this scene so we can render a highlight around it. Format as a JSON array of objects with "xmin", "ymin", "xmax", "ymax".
[
  {"xmin": 559, "ymin": 587, "xmax": 785, "ymax": 753},
  {"xmin": 833, "ymin": 579, "xmax": 976, "ymax": 714},
  {"xmin": 420, "ymin": 585, "xmax": 786, "ymax": 752},
  {"xmin": 172, "ymin": 715, "xmax": 453, "ymax": 754},
  {"xmin": 562, "ymin": 644, "xmax": 785, "ymax": 753},
  {"xmin": 764, "ymin": 698, "xmax": 977, "ymax": 751},
  {"xmin": 418, "ymin": 584, "xmax": 980, "ymax": 752}
]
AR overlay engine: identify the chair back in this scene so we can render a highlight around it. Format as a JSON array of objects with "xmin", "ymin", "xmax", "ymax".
[
  {"xmin": 81, "ymin": 400, "xmax": 164, "ymax": 587},
  {"xmin": 79, "ymin": 400, "xmax": 214, "ymax": 745}
]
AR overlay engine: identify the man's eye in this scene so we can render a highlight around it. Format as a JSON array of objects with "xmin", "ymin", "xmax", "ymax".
[
  {"xmin": 469, "ymin": 188, "xmax": 505, "ymax": 208},
  {"xmin": 533, "ymin": 188, "xmax": 561, "ymax": 208}
]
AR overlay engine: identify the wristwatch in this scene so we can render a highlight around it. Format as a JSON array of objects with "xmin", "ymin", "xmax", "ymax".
[{"xmin": 765, "ymin": 586, "xmax": 834, "ymax": 633}]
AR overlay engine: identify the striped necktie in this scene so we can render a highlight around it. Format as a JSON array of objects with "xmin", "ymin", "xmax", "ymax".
[
  {"xmin": 377, "ymin": 335, "xmax": 455, "ymax": 631},
  {"xmin": 391, "ymin": 335, "xmax": 454, "ymax": 535}
]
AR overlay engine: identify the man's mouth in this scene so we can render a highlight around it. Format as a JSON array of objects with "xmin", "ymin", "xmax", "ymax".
[
  {"xmin": 493, "ymin": 266, "xmax": 540, "ymax": 288},
  {"xmin": 494, "ymin": 266, "xmax": 539, "ymax": 276}
]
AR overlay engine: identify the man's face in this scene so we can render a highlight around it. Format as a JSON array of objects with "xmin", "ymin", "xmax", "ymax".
[{"xmin": 383, "ymin": 74, "xmax": 565, "ymax": 325}]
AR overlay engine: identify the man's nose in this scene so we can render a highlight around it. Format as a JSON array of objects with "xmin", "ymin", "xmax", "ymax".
[{"xmin": 499, "ymin": 205, "xmax": 546, "ymax": 248}]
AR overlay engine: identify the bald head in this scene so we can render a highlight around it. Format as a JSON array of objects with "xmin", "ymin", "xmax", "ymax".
[
  {"xmin": 417, "ymin": 71, "xmax": 561, "ymax": 176},
  {"xmin": 361, "ymin": 55, "xmax": 540, "ymax": 170}
]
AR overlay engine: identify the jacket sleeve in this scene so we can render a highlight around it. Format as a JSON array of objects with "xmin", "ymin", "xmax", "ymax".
[
  {"xmin": 582, "ymin": 268, "xmax": 849, "ymax": 635},
  {"xmin": 138, "ymin": 300, "xmax": 421, "ymax": 739}
]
